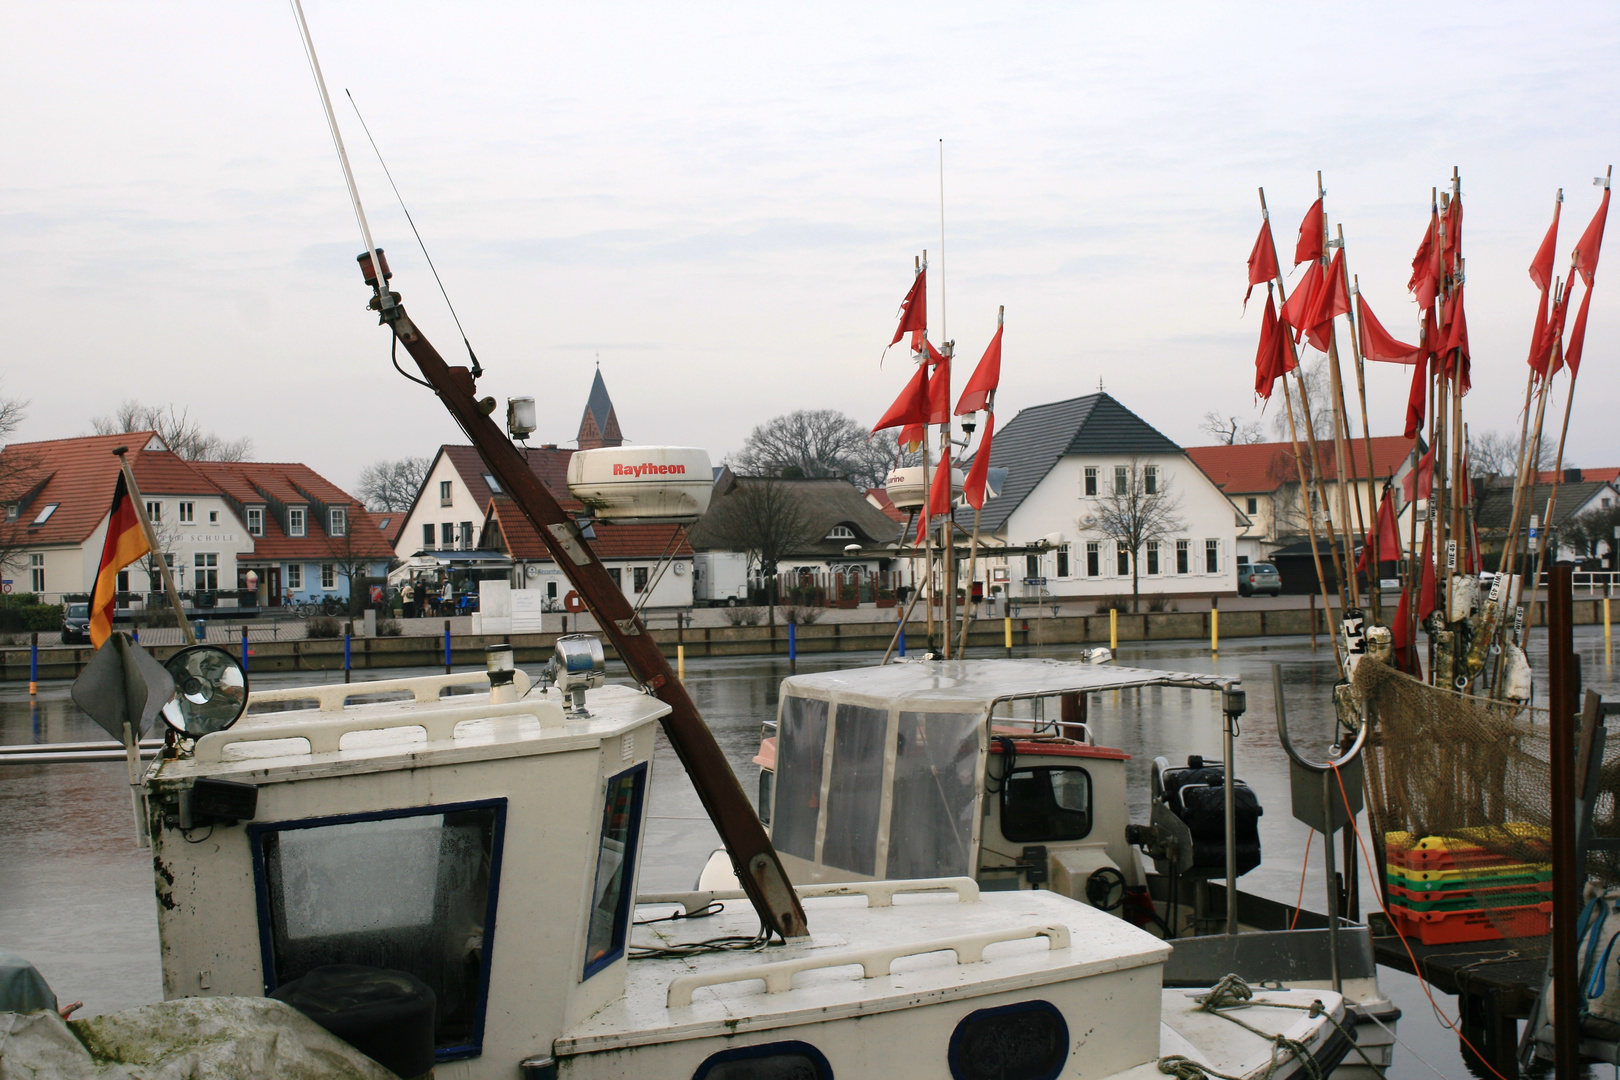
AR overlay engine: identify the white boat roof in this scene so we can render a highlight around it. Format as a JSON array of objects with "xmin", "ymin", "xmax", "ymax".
[
  {"xmin": 150, "ymin": 680, "xmax": 670, "ymax": 786},
  {"xmin": 778, "ymin": 658, "xmax": 1238, "ymax": 710},
  {"xmin": 559, "ymin": 881, "xmax": 1171, "ymax": 1054}
]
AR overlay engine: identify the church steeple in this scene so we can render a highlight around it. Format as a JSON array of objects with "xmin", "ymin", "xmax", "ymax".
[{"xmin": 577, "ymin": 364, "xmax": 624, "ymax": 450}]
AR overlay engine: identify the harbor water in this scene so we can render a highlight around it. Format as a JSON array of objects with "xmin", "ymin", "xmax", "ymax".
[{"xmin": 3, "ymin": 629, "xmax": 1616, "ymax": 1078}]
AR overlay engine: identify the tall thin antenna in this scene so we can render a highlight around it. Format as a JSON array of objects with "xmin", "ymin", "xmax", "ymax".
[
  {"xmin": 289, "ymin": 0, "xmax": 379, "ymax": 279},
  {"xmin": 346, "ymin": 89, "xmax": 481, "ymax": 376},
  {"xmin": 938, "ymin": 139, "xmax": 947, "ymax": 343}
]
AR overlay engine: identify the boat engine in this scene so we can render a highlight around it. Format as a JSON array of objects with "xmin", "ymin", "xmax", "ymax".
[{"xmin": 1134, "ymin": 755, "xmax": 1263, "ymax": 879}]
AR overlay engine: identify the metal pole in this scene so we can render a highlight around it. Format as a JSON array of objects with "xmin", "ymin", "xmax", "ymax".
[
  {"xmin": 898, "ymin": 613, "xmax": 906, "ymax": 657},
  {"xmin": 113, "ymin": 449, "xmax": 195, "ymax": 646},
  {"xmin": 1110, "ymin": 607, "xmax": 1117, "ymax": 651},
  {"xmin": 344, "ymin": 629, "xmax": 352, "ymax": 684},
  {"xmin": 443, "ymin": 619, "xmax": 452, "ymax": 674},
  {"xmin": 1211, "ymin": 596, "xmax": 1219, "ymax": 653},
  {"xmin": 1321, "ymin": 773, "xmax": 1341, "ymax": 992},
  {"xmin": 1223, "ymin": 707, "xmax": 1238, "ymax": 935},
  {"xmin": 240, "ymin": 626, "xmax": 249, "ymax": 675},
  {"xmin": 29, "ymin": 633, "xmax": 37, "ymax": 695},
  {"xmin": 1549, "ymin": 564, "xmax": 1579, "ymax": 1077},
  {"xmin": 787, "ymin": 621, "xmax": 796, "ymax": 674}
]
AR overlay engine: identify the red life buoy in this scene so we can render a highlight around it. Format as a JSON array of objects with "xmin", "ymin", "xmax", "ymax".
[{"xmin": 563, "ymin": 590, "xmax": 586, "ymax": 613}]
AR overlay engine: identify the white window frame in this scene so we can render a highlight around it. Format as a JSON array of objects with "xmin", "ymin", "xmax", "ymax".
[
  {"xmin": 441, "ymin": 523, "xmax": 455, "ymax": 548},
  {"xmin": 288, "ymin": 507, "xmax": 305, "ymax": 538},
  {"xmin": 1056, "ymin": 544, "xmax": 1070, "ymax": 578},
  {"xmin": 1086, "ymin": 541, "xmax": 1100, "ymax": 577},
  {"xmin": 1144, "ymin": 466, "xmax": 1158, "ymax": 495},
  {"xmin": 1114, "ymin": 465, "xmax": 1128, "ymax": 495},
  {"xmin": 826, "ymin": 525, "xmax": 855, "ymax": 540},
  {"xmin": 440, "ymin": 480, "xmax": 453, "ymax": 507},
  {"xmin": 1176, "ymin": 539, "xmax": 1190, "ymax": 575},
  {"xmin": 1146, "ymin": 540, "xmax": 1160, "ymax": 575},
  {"xmin": 178, "ymin": 501, "xmax": 195, "ymax": 523},
  {"xmin": 29, "ymin": 553, "xmax": 44, "ymax": 593},
  {"xmin": 247, "ymin": 507, "xmax": 263, "ymax": 537},
  {"xmin": 321, "ymin": 563, "xmax": 335, "ymax": 590},
  {"xmin": 1205, "ymin": 538, "xmax": 1221, "ymax": 574},
  {"xmin": 32, "ymin": 504, "xmax": 57, "ymax": 525},
  {"xmin": 209, "ymin": 509, "xmax": 219, "ymax": 524},
  {"xmin": 286, "ymin": 563, "xmax": 303, "ymax": 590},
  {"xmin": 460, "ymin": 521, "xmax": 474, "ymax": 550},
  {"xmin": 1083, "ymin": 466, "xmax": 1098, "ymax": 497},
  {"xmin": 146, "ymin": 500, "xmax": 163, "ymax": 523},
  {"xmin": 1115, "ymin": 543, "xmax": 1130, "ymax": 576},
  {"xmin": 193, "ymin": 552, "xmax": 219, "ymax": 592},
  {"xmin": 330, "ymin": 507, "xmax": 347, "ymax": 537}
]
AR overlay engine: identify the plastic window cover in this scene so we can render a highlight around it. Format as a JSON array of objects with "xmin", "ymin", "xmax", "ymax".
[
  {"xmin": 886, "ymin": 711, "xmax": 982, "ymax": 879},
  {"xmin": 772, "ymin": 695, "xmax": 828, "ymax": 861},
  {"xmin": 821, "ymin": 703, "xmax": 888, "ymax": 875}
]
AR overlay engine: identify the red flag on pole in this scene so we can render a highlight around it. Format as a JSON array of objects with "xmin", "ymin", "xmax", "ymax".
[
  {"xmin": 1564, "ymin": 283, "xmax": 1595, "ymax": 376},
  {"xmin": 90, "ymin": 472, "xmax": 152, "ymax": 649},
  {"xmin": 1253, "ymin": 293, "xmax": 1291, "ymax": 401},
  {"xmin": 1301, "ymin": 248, "xmax": 1349, "ymax": 352},
  {"xmin": 963, "ymin": 413, "xmax": 995, "ymax": 510},
  {"xmin": 916, "ymin": 448, "xmax": 954, "ymax": 544},
  {"xmin": 1530, "ymin": 199, "xmax": 1562, "ymax": 292},
  {"xmin": 1441, "ymin": 196, "xmax": 1463, "ymax": 274},
  {"xmin": 889, "ymin": 269, "xmax": 927, "ymax": 347},
  {"xmin": 1294, "ymin": 198, "xmax": 1324, "ymax": 266},
  {"xmin": 1403, "ymin": 352, "xmax": 1428, "ymax": 438},
  {"xmin": 913, "ymin": 332, "xmax": 945, "ymax": 365},
  {"xmin": 1401, "ymin": 445, "xmax": 1435, "ymax": 502},
  {"xmin": 924, "ymin": 354, "xmax": 951, "ymax": 426},
  {"xmin": 1356, "ymin": 293, "xmax": 1422, "ymax": 364},
  {"xmin": 1409, "ymin": 208, "xmax": 1441, "ymax": 309},
  {"xmin": 1443, "ymin": 286, "xmax": 1471, "ymax": 394},
  {"xmin": 1245, "ymin": 220, "xmax": 1280, "ymax": 310},
  {"xmin": 955, "ymin": 324, "xmax": 1001, "ymax": 415},
  {"xmin": 1575, "ymin": 183, "xmax": 1611, "ymax": 287},
  {"xmin": 1356, "ymin": 487, "xmax": 1402, "ymax": 572},
  {"xmin": 871, "ymin": 362, "xmax": 930, "ymax": 433},
  {"xmin": 1279, "ymin": 259, "xmax": 1322, "ymax": 337}
]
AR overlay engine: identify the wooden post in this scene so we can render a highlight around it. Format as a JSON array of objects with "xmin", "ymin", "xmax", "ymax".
[
  {"xmin": 1548, "ymin": 564, "xmax": 1579, "ymax": 1078},
  {"xmin": 114, "ymin": 448, "xmax": 195, "ymax": 646}
]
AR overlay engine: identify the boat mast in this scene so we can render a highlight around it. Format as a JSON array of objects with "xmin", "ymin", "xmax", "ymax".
[{"xmin": 289, "ymin": 1, "xmax": 809, "ymax": 942}]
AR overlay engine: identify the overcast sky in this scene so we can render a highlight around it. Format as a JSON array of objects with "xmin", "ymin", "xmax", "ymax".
[{"xmin": 2, "ymin": 2, "xmax": 1616, "ymax": 494}]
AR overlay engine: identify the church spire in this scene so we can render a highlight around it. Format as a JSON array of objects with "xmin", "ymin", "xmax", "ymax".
[{"xmin": 578, "ymin": 366, "xmax": 624, "ymax": 450}]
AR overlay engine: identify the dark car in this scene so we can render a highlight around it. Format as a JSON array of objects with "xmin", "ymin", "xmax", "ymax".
[
  {"xmin": 62, "ymin": 602, "xmax": 91, "ymax": 644},
  {"xmin": 1237, "ymin": 563, "xmax": 1282, "ymax": 597}
]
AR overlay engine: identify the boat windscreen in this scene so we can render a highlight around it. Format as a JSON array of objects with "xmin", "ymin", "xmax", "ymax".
[
  {"xmin": 886, "ymin": 711, "xmax": 980, "ymax": 879},
  {"xmin": 822, "ymin": 704, "xmax": 887, "ymax": 875},
  {"xmin": 772, "ymin": 695, "xmax": 828, "ymax": 861}
]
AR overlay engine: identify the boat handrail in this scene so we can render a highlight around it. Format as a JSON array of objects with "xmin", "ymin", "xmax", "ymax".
[
  {"xmin": 193, "ymin": 695, "xmax": 560, "ymax": 763},
  {"xmin": 640, "ymin": 877, "xmax": 980, "ymax": 916},
  {"xmin": 989, "ymin": 717, "xmax": 1093, "ymax": 744},
  {"xmin": 665, "ymin": 921, "xmax": 1070, "ymax": 1007},
  {"xmin": 1271, "ymin": 663, "xmax": 1367, "ymax": 774},
  {"xmin": 247, "ymin": 669, "xmax": 523, "ymax": 712}
]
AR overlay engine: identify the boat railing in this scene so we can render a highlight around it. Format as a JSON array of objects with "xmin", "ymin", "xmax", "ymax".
[
  {"xmin": 640, "ymin": 876, "xmax": 981, "ymax": 917},
  {"xmin": 989, "ymin": 715, "xmax": 1093, "ymax": 744}
]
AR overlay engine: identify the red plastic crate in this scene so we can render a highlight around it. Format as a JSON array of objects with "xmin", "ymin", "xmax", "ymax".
[
  {"xmin": 1388, "ymin": 900, "xmax": 1552, "ymax": 945},
  {"xmin": 1390, "ymin": 846, "xmax": 1546, "ymax": 873}
]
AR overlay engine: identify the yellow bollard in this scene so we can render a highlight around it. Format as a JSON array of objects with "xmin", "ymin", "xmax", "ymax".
[
  {"xmin": 1109, "ymin": 608, "xmax": 1118, "ymax": 650},
  {"xmin": 677, "ymin": 643, "xmax": 685, "ymax": 681},
  {"xmin": 1606, "ymin": 597, "xmax": 1612, "ymax": 654},
  {"xmin": 1211, "ymin": 598, "xmax": 1219, "ymax": 653},
  {"xmin": 1004, "ymin": 615, "xmax": 1013, "ymax": 655}
]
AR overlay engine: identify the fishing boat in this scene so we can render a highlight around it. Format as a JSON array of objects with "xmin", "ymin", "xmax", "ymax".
[{"xmin": 699, "ymin": 655, "xmax": 1398, "ymax": 1078}]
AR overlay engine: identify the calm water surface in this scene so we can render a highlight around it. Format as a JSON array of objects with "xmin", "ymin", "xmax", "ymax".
[{"xmin": 3, "ymin": 629, "xmax": 1616, "ymax": 1078}]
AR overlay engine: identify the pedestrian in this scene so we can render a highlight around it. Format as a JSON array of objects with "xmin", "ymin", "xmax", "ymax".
[{"xmin": 402, "ymin": 579, "xmax": 416, "ymax": 619}]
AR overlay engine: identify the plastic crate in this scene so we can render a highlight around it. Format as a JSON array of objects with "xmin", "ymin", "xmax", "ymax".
[
  {"xmin": 1391, "ymin": 846, "xmax": 1542, "ymax": 872},
  {"xmin": 1388, "ymin": 900, "xmax": 1553, "ymax": 945},
  {"xmin": 1387, "ymin": 879, "xmax": 1553, "ymax": 912},
  {"xmin": 1387, "ymin": 862, "xmax": 1551, "ymax": 889}
]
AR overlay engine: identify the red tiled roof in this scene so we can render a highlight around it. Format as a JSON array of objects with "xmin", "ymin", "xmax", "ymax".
[
  {"xmin": 1536, "ymin": 467, "xmax": 1620, "ymax": 483},
  {"xmin": 485, "ymin": 496, "xmax": 691, "ymax": 561},
  {"xmin": 866, "ymin": 488, "xmax": 906, "ymax": 522},
  {"xmin": 439, "ymin": 444, "xmax": 578, "ymax": 515},
  {"xmin": 0, "ymin": 431, "xmax": 219, "ymax": 546},
  {"xmin": 191, "ymin": 461, "xmax": 394, "ymax": 561},
  {"xmin": 1185, "ymin": 436, "xmax": 1418, "ymax": 494}
]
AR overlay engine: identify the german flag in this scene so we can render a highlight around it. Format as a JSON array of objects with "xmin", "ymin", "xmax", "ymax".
[{"xmin": 89, "ymin": 473, "xmax": 150, "ymax": 648}]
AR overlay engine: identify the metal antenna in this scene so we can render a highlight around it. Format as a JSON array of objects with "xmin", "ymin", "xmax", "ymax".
[{"xmin": 346, "ymin": 89, "xmax": 482, "ymax": 378}]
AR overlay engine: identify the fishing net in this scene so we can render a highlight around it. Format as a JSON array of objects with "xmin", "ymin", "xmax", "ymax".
[{"xmin": 1353, "ymin": 656, "xmax": 1620, "ymax": 955}]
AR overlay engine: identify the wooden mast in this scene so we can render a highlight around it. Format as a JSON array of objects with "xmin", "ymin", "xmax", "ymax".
[
  {"xmin": 957, "ymin": 305, "xmax": 1002, "ymax": 658},
  {"xmin": 1317, "ymin": 173, "xmax": 1362, "ymax": 611}
]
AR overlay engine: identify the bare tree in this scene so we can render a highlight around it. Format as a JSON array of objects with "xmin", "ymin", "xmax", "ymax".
[
  {"xmin": 92, "ymin": 401, "xmax": 252, "ymax": 461},
  {"xmin": 730, "ymin": 409, "xmax": 918, "ymax": 489},
  {"xmin": 357, "ymin": 457, "xmax": 431, "ymax": 511},
  {"xmin": 322, "ymin": 510, "xmax": 385, "ymax": 615},
  {"xmin": 1563, "ymin": 505, "xmax": 1620, "ymax": 562},
  {"xmin": 1468, "ymin": 429, "xmax": 1557, "ymax": 479},
  {"xmin": 694, "ymin": 477, "xmax": 817, "ymax": 625},
  {"xmin": 1269, "ymin": 359, "xmax": 1335, "ymax": 442},
  {"xmin": 1087, "ymin": 458, "xmax": 1186, "ymax": 613},
  {"xmin": 1200, "ymin": 411, "xmax": 1265, "ymax": 445},
  {"xmin": 0, "ymin": 390, "xmax": 40, "ymax": 582}
]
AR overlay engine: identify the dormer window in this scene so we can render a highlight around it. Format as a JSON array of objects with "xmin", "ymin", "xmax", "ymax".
[
  {"xmin": 288, "ymin": 507, "xmax": 305, "ymax": 537},
  {"xmin": 826, "ymin": 525, "xmax": 856, "ymax": 540},
  {"xmin": 247, "ymin": 508, "xmax": 263, "ymax": 537},
  {"xmin": 4, "ymin": 505, "xmax": 17, "ymax": 522},
  {"xmin": 330, "ymin": 508, "xmax": 347, "ymax": 537}
]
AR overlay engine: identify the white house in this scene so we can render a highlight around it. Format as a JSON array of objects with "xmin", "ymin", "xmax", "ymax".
[{"xmin": 953, "ymin": 393, "xmax": 1243, "ymax": 604}]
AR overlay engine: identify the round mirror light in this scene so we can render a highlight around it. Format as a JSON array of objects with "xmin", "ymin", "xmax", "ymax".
[{"xmin": 161, "ymin": 645, "xmax": 249, "ymax": 738}]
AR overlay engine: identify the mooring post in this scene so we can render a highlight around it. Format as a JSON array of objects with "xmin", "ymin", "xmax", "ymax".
[
  {"xmin": 1548, "ymin": 564, "xmax": 1579, "ymax": 1078},
  {"xmin": 1003, "ymin": 615, "xmax": 1012, "ymax": 657},
  {"xmin": 344, "ymin": 625, "xmax": 352, "ymax": 685},
  {"xmin": 443, "ymin": 619, "xmax": 452, "ymax": 674},
  {"xmin": 1110, "ymin": 607, "xmax": 1118, "ymax": 650},
  {"xmin": 29, "ymin": 632, "xmax": 38, "ymax": 695},
  {"xmin": 240, "ymin": 626, "xmax": 249, "ymax": 675},
  {"xmin": 898, "ymin": 611, "xmax": 906, "ymax": 658},
  {"xmin": 787, "ymin": 621, "xmax": 796, "ymax": 674},
  {"xmin": 1211, "ymin": 596, "xmax": 1219, "ymax": 653}
]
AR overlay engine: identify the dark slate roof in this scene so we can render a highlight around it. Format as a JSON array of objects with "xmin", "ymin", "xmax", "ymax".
[
  {"xmin": 1474, "ymin": 480, "xmax": 1618, "ymax": 531},
  {"xmin": 953, "ymin": 393, "xmax": 1182, "ymax": 533}
]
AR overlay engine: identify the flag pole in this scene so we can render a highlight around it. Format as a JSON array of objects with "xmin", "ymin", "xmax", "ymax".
[
  {"xmin": 1318, "ymin": 174, "xmax": 1363, "ymax": 612},
  {"xmin": 915, "ymin": 253, "xmax": 937, "ymax": 652},
  {"xmin": 1259, "ymin": 188, "xmax": 1345, "ymax": 676},
  {"xmin": 114, "ymin": 449, "xmax": 196, "ymax": 646},
  {"xmin": 1347, "ymin": 269, "xmax": 1384, "ymax": 617},
  {"xmin": 957, "ymin": 306, "xmax": 1002, "ymax": 657}
]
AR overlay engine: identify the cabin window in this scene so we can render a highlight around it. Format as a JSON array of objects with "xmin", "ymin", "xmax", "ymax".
[
  {"xmin": 584, "ymin": 764, "xmax": 648, "ymax": 979},
  {"xmin": 772, "ymin": 695, "xmax": 829, "ymax": 861},
  {"xmin": 822, "ymin": 703, "xmax": 888, "ymax": 875},
  {"xmin": 887, "ymin": 711, "xmax": 980, "ymax": 879},
  {"xmin": 757, "ymin": 769, "xmax": 774, "ymax": 825},
  {"xmin": 948, "ymin": 1000, "xmax": 1069, "ymax": 1080},
  {"xmin": 250, "ymin": 799, "xmax": 507, "ymax": 1062},
  {"xmin": 1001, "ymin": 766, "xmax": 1091, "ymax": 843},
  {"xmin": 694, "ymin": 1041, "xmax": 834, "ymax": 1080}
]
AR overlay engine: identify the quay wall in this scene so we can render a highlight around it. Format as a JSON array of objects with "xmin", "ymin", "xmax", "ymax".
[{"xmin": 3, "ymin": 600, "xmax": 1611, "ymax": 681}]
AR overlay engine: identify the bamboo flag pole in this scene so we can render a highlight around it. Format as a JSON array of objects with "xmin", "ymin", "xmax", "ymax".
[
  {"xmin": 114, "ymin": 449, "xmax": 196, "ymax": 646},
  {"xmin": 957, "ymin": 310, "xmax": 999, "ymax": 659},
  {"xmin": 1317, "ymin": 175, "xmax": 1363, "ymax": 611},
  {"xmin": 1259, "ymin": 188, "xmax": 1345, "ymax": 675},
  {"xmin": 1347, "ymin": 269, "xmax": 1385, "ymax": 617}
]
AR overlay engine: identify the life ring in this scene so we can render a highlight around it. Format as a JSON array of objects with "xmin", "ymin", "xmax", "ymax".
[{"xmin": 563, "ymin": 590, "xmax": 586, "ymax": 613}]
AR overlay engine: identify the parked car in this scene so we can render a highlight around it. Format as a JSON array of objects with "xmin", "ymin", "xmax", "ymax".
[
  {"xmin": 1237, "ymin": 562, "xmax": 1282, "ymax": 597},
  {"xmin": 61, "ymin": 602, "xmax": 91, "ymax": 644}
]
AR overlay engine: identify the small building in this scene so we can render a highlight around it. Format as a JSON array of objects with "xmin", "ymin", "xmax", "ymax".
[
  {"xmin": 1474, "ymin": 477, "xmax": 1620, "ymax": 566},
  {"xmin": 480, "ymin": 496, "xmax": 694, "ymax": 609},
  {"xmin": 951, "ymin": 392, "xmax": 1242, "ymax": 605},
  {"xmin": 0, "ymin": 432, "xmax": 389, "ymax": 610}
]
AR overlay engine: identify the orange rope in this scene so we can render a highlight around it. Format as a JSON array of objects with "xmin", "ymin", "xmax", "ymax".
[
  {"xmin": 1290, "ymin": 830, "xmax": 1314, "ymax": 931},
  {"xmin": 1331, "ymin": 762, "xmax": 1515, "ymax": 1080}
]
